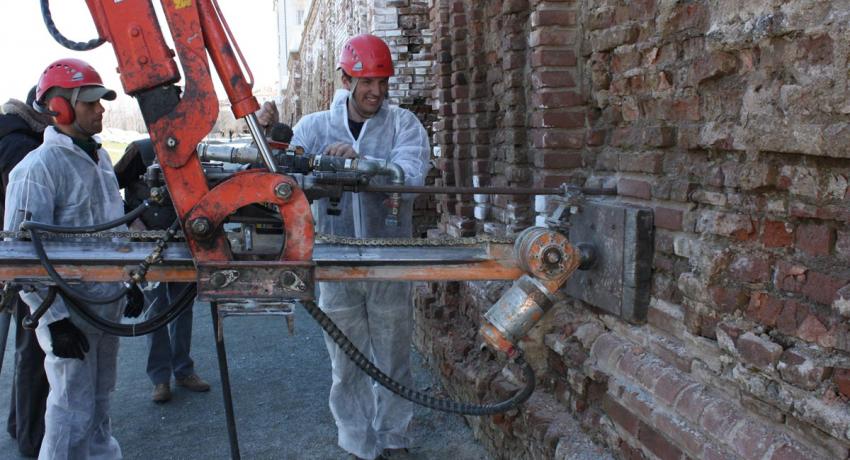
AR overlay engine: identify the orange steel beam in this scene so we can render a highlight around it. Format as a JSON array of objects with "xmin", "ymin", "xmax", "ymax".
[{"xmin": 0, "ymin": 261, "xmax": 522, "ymax": 283}]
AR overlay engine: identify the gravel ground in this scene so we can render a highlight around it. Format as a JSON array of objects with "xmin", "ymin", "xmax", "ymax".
[{"xmin": 0, "ymin": 301, "xmax": 491, "ymax": 460}]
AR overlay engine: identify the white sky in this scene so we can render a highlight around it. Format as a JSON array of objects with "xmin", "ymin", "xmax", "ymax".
[{"xmin": 0, "ymin": 1, "xmax": 279, "ymax": 104}]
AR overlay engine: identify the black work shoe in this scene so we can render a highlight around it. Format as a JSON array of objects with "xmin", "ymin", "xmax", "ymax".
[{"xmin": 380, "ymin": 448, "xmax": 411, "ymax": 459}]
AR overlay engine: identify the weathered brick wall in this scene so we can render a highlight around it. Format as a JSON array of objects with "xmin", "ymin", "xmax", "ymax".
[{"xmin": 418, "ymin": 0, "xmax": 850, "ymax": 459}]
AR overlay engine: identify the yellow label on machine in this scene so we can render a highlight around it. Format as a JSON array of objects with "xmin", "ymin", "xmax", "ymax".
[{"xmin": 173, "ymin": 0, "xmax": 192, "ymax": 9}]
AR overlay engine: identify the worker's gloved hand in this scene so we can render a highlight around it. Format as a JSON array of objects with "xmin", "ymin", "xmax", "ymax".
[
  {"xmin": 48, "ymin": 318, "xmax": 89, "ymax": 360},
  {"xmin": 324, "ymin": 142, "xmax": 357, "ymax": 159},
  {"xmin": 256, "ymin": 101, "xmax": 279, "ymax": 129},
  {"xmin": 124, "ymin": 284, "xmax": 145, "ymax": 318}
]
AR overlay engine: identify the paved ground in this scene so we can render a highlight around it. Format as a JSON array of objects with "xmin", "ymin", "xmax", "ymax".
[{"xmin": 0, "ymin": 301, "xmax": 491, "ymax": 459}]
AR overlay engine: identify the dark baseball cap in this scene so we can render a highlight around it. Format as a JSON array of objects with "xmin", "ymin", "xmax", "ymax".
[{"xmin": 76, "ymin": 85, "xmax": 117, "ymax": 102}]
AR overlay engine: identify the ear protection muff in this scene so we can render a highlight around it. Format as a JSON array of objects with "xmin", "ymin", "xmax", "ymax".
[{"xmin": 47, "ymin": 96, "xmax": 74, "ymax": 125}]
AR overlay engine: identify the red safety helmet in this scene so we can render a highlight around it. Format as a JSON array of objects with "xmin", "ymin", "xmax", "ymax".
[
  {"xmin": 338, "ymin": 34, "xmax": 394, "ymax": 78},
  {"xmin": 36, "ymin": 58, "xmax": 115, "ymax": 125}
]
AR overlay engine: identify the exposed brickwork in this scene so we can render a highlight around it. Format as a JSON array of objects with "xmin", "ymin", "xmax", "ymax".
[{"xmin": 290, "ymin": 0, "xmax": 850, "ymax": 458}]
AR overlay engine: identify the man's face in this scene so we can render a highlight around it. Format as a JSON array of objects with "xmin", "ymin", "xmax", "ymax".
[
  {"xmin": 347, "ymin": 77, "xmax": 389, "ymax": 117},
  {"xmin": 73, "ymin": 100, "xmax": 105, "ymax": 135}
]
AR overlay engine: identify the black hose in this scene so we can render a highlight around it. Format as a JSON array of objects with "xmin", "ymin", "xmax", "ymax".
[
  {"xmin": 40, "ymin": 0, "xmax": 105, "ymax": 51},
  {"xmin": 28, "ymin": 229, "xmax": 128, "ymax": 305},
  {"xmin": 20, "ymin": 201, "xmax": 149, "ymax": 234},
  {"xmin": 22, "ymin": 287, "xmax": 58, "ymax": 330},
  {"xmin": 302, "ymin": 300, "xmax": 535, "ymax": 416},
  {"xmin": 59, "ymin": 284, "xmax": 197, "ymax": 337}
]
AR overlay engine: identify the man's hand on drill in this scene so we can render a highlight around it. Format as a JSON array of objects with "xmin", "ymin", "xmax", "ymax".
[
  {"xmin": 48, "ymin": 318, "xmax": 89, "ymax": 360},
  {"xmin": 324, "ymin": 142, "xmax": 357, "ymax": 158}
]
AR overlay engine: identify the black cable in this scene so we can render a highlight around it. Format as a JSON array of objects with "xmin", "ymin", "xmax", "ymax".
[
  {"xmin": 59, "ymin": 284, "xmax": 196, "ymax": 337},
  {"xmin": 22, "ymin": 286, "xmax": 58, "ymax": 330},
  {"xmin": 28, "ymin": 228, "xmax": 128, "ymax": 305},
  {"xmin": 40, "ymin": 0, "xmax": 105, "ymax": 51},
  {"xmin": 302, "ymin": 300, "xmax": 536, "ymax": 416},
  {"xmin": 20, "ymin": 201, "xmax": 150, "ymax": 234}
]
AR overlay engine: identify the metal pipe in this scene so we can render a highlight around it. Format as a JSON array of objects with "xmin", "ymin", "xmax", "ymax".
[
  {"xmin": 211, "ymin": 302, "xmax": 241, "ymax": 460},
  {"xmin": 363, "ymin": 185, "xmax": 617, "ymax": 196},
  {"xmin": 244, "ymin": 114, "xmax": 278, "ymax": 173}
]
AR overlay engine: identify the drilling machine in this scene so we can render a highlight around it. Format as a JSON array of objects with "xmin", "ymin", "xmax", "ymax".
[{"xmin": 0, "ymin": 1, "xmax": 621, "ymax": 457}]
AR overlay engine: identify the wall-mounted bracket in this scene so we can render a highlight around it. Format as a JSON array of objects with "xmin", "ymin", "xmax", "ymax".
[{"xmin": 550, "ymin": 198, "xmax": 654, "ymax": 323}]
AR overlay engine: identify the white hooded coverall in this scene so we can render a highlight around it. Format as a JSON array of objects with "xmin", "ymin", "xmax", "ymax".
[
  {"xmin": 4, "ymin": 127, "xmax": 126, "ymax": 460},
  {"xmin": 291, "ymin": 90, "xmax": 430, "ymax": 459}
]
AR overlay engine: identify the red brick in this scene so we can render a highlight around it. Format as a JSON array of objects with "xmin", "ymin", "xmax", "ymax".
[
  {"xmin": 530, "ymin": 49, "xmax": 577, "ymax": 67},
  {"xmin": 531, "ymin": 70, "xmax": 576, "ymax": 89},
  {"xmin": 731, "ymin": 421, "xmax": 777, "ymax": 459},
  {"xmin": 665, "ymin": 95, "xmax": 701, "ymax": 121},
  {"xmin": 531, "ymin": 130, "xmax": 584, "ymax": 149},
  {"xmin": 834, "ymin": 368, "xmax": 850, "ymax": 398},
  {"xmin": 620, "ymin": 153, "xmax": 664, "ymax": 174},
  {"xmin": 529, "ymin": 29, "xmax": 576, "ymax": 47},
  {"xmin": 531, "ymin": 9, "xmax": 577, "ymax": 28},
  {"xmin": 663, "ymin": 2, "xmax": 709, "ymax": 35},
  {"xmin": 618, "ymin": 178, "xmax": 652, "ymax": 199},
  {"xmin": 776, "ymin": 300, "xmax": 807, "ymax": 336},
  {"xmin": 801, "ymin": 270, "xmax": 849, "ymax": 305},
  {"xmin": 638, "ymin": 420, "xmax": 683, "ymax": 460},
  {"xmin": 746, "ymin": 292, "xmax": 782, "ymax": 327},
  {"xmin": 617, "ymin": 348, "xmax": 646, "ymax": 381},
  {"xmin": 798, "ymin": 33, "xmax": 834, "ymax": 65},
  {"xmin": 534, "ymin": 152, "xmax": 583, "ymax": 169},
  {"xmin": 710, "ymin": 286, "xmax": 749, "ymax": 313},
  {"xmin": 643, "ymin": 126, "xmax": 677, "ymax": 148},
  {"xmin": 653, "ymin": 370, "xmax": 695, "ymax": 406},
  {"xmin": 795, "ymin": 223, "xmax": 834, "ymax": 257},
  {"xmin": 531, "ymin": 90, "xmax": 583, "ymax": 108},
  {"xmin": 674, "ymin": 385, "xmax": 714, "ymax": 424},
  {"xmin": 762, "ymin": 220, "xmax": 795, "ymax": 248},
  {"xmin": 602, "ymin": 395, "xmax": 640, "ymax": 435},
  {"xmin": 690, "ymin": 51, "xmax": 738, "ymax": 84},
  {"xmin": 796, "ymin": 314, "xmax": 828, "ymax": 343},
  {"xmin": 699, "ymin": 400, "xmax": 742, "ymax": 440},
  {"xmin": 621, "ymin": 388, "xmax": 655, "ymax": 420},
  {"xmin": 736, "ymin": 332, "xmax": 783, "ymax": 369},
  {"xmin": 778, "ymin": 348, "xmax": 829, "ymax": 390},
  {"xmin": 654, "ymin": 207, "xmax": 684, "ymax": 231},
  {"xmin": 530, "ymin": 110, "xmax": 585, "ymax": 129},
  {"xmin": 654, "ymin": 411, "xmax": 704, "ymax": 458},
  {"xmin": 774, "ymin": 261, "xmax": 807, "ymax": 293},
  {"xmin": 770, "ymin": 443, "xmax": 809, "ymax": 460},
  {"xmin": 729, "ymin": 254, "xmax": 771, "ymax": 283}
]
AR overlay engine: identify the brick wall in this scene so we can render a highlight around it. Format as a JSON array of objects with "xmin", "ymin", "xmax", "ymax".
[{"xmin": 418, "ymin": 0, "xmax": 850, "ymax": 459}]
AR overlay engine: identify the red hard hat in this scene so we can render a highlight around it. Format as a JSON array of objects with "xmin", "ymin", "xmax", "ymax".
[
  {"xmin": 36, "ymin": 58, "xmax": 113, "ymax": 103},
  {"xmin": 338, "ymin": 34, "xmax": 394, "ymax": 78}
]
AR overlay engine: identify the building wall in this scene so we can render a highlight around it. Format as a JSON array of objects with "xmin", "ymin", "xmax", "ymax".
[
  {"xmin": 420, "ymin": 0, "xmax": 850, "ymax": 459},
  {"xmin": 286, "ymin": 0, "xmax": 850, "ymax": 459}
]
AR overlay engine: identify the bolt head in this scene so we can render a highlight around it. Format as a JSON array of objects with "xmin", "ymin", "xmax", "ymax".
[
  {"xmin": 166, "ymin": 137, "xmax": 177, "ymax": 148},
  {"xmin": 275, "ymin": 183, "xmax": 293, "ymax": 200},
  {"xmin": 190, "ymin": 217, "xmax": 211, "ymax": 236}
]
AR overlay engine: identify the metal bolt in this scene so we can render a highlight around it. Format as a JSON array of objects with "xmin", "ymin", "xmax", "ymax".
[
  {"xmin": 274, "ymin": 183, "xmax": 293, "ymax": 200},
  {"xmin": 189, "ymin": 217, "xmax": 211, "ymax": 236},
  {"xmin": 543, "ymin": 248, "xmax": 562, "ymax": 265},
  {"xmin": 210, "ymin": 272, "xmax": 227, "ymax": 288},
  {"xmin": 280, "ymin": 271, "xmax": 305, "ymax": 292},
  {"xmin": 166, "ymin": 137, "xmax": 177, "ymax": 148}
]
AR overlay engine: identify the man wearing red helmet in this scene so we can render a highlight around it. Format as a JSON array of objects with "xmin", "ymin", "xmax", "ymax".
[
  {"xmin": 4, "ymin": 58, "xmax": 133, "ymax": 459},
  {"xmin": 261, "ymin": 34, "xmax": 430, "ymax": 460}
]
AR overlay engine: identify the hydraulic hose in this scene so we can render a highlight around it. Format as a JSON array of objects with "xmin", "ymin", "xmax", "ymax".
[
  {"xmin": 40, "ymin": 0, "xmax": 106, "ymax": 51},
  {"xmin": 28, "ymin": 229, "xmax": 128, "ymax": 305},
  {"xmin": 302, "ymin": 300, "xmax": 536, "ymax": 416},
  {"xmin": 20, "ymin": 201, "xmax": 150, "ymax": 234},
  {"xmin": 59, "ymin": 284, "xmax": 197, "ymax": 337},
  {"xmin": 21, "ymin": 201, "xmax": 152, "ymax": 305}
]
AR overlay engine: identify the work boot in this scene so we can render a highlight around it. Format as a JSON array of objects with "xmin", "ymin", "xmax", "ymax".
[
  {"xmin": 175, "ymin": 373, "xmax": 211, "ymax": 392},
  {"xmin": 152, "ymin": 383, "xmax": 171, "ymax": 403}
]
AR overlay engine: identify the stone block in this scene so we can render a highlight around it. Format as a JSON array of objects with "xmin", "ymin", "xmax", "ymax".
[{"xmin": 777, "ymin": 347, "xmax": 829, "ymax": 390}]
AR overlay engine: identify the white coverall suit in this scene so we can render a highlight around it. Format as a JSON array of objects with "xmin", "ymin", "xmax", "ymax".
[
  {"xmin": 291, "ymin": 90, "xmax": 430, "ymax": 459},
  {"xmin": 4, "ymin": 127, "xmax": 126, "ymax": 460}
]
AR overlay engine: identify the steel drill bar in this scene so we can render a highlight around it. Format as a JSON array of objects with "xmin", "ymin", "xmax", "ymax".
[{"xmin": 362, "ymin": 185, "xmax": 617, "ymax": 196}]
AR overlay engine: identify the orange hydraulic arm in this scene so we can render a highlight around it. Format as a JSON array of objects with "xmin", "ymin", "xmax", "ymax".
[{"xmin": 81, "ymin": 0, "xmax": 311, "ymax": 266}]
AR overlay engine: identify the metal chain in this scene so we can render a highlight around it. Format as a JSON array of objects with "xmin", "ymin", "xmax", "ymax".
[
  {"xmin": 0, "ymin": 231, "xmax": 515, "ymax": 246},
  {"xmin": 0, "ymin": 230, "xmax": 182, "ymax": 240}
]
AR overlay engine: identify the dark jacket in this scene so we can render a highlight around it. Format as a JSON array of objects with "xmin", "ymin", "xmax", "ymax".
[
  {"xmin": 0, "ymin": 106, "xmax": 46, "ymax": 227},
  {"xmin": 113, "ymin": 138, "xmax": 177, "ymax": 230}
]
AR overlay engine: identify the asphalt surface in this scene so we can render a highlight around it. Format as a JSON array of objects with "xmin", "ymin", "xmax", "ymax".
[{"xmin": 0, "ymin": 301, "xmax": 491, "ymax": 459}]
